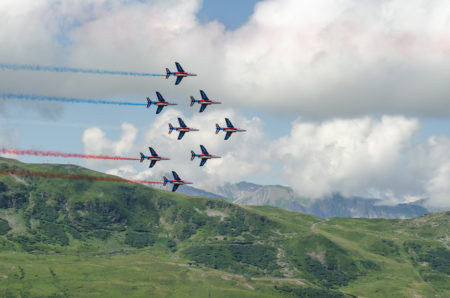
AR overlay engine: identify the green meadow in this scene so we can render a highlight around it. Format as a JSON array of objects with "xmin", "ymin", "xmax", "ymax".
[{"xmin": 0, "ymin": 157, "xmax": 448, "ymax": 297}]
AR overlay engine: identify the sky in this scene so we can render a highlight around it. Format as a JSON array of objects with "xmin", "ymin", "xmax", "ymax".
[{"xmin": 0, "ymin": 0, "xmax": 449, "ymax": 209}]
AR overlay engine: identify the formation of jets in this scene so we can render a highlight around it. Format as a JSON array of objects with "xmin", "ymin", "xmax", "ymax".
[
  {"xmin": 146, "ymin": 90, "xmax": 221, "ymax": 114},
  {"xmin": 139, "ymin": 62, "xmax": 246, "ymax": 192}
]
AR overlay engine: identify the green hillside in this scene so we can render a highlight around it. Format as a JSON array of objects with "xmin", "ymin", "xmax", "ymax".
[{"xmin": 0, "ymin": 157, "xmax": 448, "ymax": 297}]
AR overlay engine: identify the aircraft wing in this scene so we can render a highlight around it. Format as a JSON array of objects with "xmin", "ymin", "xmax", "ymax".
[
  {"xmin": 156, "ymin": 105, "xmax": 164, "ymax": 114},
  {"xmin": 175, "ymin": 76, "xmax": 183, "ymax": 85},
  {"xmin": 172, "ymin": 171, "xmax": 181, "ymax": 180},
  {"xmin": 149, "ymin": 147, "xmax": 158, "ymax": 156},
  {"xmin": 225, "ymin": 132, "xmax": 233, "ymax": 140},
  {"xmin": 199, "ymin": 104, "xmax": 207, "ymax": 113},
  {"xmin": 225, "ymin": 118, "xmax": 234, "ymax": 128},
  {"xmin": 200, "ymin": 145, "xmax": 208, "ymax": 155},
  {"xmin": 200, "ymin": 158, "xmax": 207, "ymax": 167},
  {"xmin": 200, "ymin": 90, "xmax": 209, "ymax": 100},
  {"xmin": 178, "ymin": 118, "xmax": 187, "ymax": 127},
  {"xmin": 156, "ymin": 92, "xmax": 165, "ymax": 102},
  {"xmin": 172, "ymin": 184, "xmax": 180, "ymax": 192},
  {"xmin": 177, "ymin": 131, "xmax": 185, "ymax": 140},
  {"xmin": 175, "ymin": 62, "xmax": 184, "ymax": 72},
  {"xmin": 149, "ymin": 160, "xmax": 157, "ymax": 168}
]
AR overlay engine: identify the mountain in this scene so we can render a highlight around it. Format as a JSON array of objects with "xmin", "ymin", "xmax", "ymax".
[
  {"xmin": 184, "ymin": 182, "xmax": 429, "ymax": 219},
  {"xmin": 176, "ymin": 184, "xmax": 229, "ymax": 200},
  {"xmin": 303, "ymin": 194, "xmax": 429, "ymax": 218},
  {"xmin": 0, "ymin": 157, "xmax": 449, "ymax": 297},
  {"xmin": 181, "ymin": 181, "xmax": 310, "ymax": 211}
]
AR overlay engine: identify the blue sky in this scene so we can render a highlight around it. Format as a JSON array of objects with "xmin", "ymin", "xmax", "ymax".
[
  {"xmin": 0, "ymin": 0, "xmax": 449, "ymax": 208},
  {"xmin": 198, "ymin": 0, "xmax": 260, "ymax": 30}
]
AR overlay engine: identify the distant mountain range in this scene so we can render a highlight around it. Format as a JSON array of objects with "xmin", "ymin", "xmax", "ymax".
[{"xmin": 179, "ymin": 181, "xmax": 429, "ymax": 219}]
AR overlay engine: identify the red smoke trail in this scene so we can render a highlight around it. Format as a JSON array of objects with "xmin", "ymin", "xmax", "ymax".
[
  {"xmin": 1, "ymin": 148, "xmax": 140, "ymax": 161},
  {"xmin": 0, "ymin": 169, "xmax": 163, "ymax": 185}
]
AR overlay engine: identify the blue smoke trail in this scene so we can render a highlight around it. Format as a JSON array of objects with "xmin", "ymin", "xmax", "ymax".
[
  {"xmin": 0, "ymin": 93, "xmax": 146, "ymax": 106},
  {"xmin": 0, "ymin": 63, "xmax": 166, "ymax": 77}
]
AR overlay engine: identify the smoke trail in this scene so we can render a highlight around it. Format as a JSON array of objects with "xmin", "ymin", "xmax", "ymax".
[
  {"xmin": 1, "ymin": 148, "xmax": 141, "ymax": 161},
  {"xmin": 0, "ymin": 93, "xmax": 146, "ymax": 106},
  {"xmin": 1, "ymin": 119, "xmax": 122, "ymax": 130},
  {"xmin": 0, "ymin": 63, "xmax": 166, "ymax": 77},
  {"xmin": 0, "ymin": 169, "xmax": 163, "ymax": 185}
]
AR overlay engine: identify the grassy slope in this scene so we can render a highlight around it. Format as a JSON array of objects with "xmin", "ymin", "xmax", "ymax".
[
  {"xmin": 0, "ymin": 157, "xmax": 448, "ymax": 297},
  {"xmin": 0, "ymin": 252, "xmax": 286, "ymax": 298},
  {"xmin": 316, "ymin": 217, "xmax": 445, "ymax": 297}
]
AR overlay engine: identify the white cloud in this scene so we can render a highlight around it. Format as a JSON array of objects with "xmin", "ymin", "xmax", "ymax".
[
  {"xmin": 271, "ymin": 115, "xmax": 450, "ymax": 209},
  {"xmin": 81, "ymin": 114, "xmax": 449, "ymax": 209},
  {"xmin": 424, "ymin": 136, "xmax": 450, "ymax": 209},
  {"xmin": 222, "ymin": 0, "xmax": 450, "ymax": 117},
  {"xmin": 1, "ymin": 0, "xmax": 450, "ymax": 118},
  {"xmin": 82, "ymin": 122, "xmax": 138, "ymax": 168},
  {"xmin": 0, "ymin": 123, "xmax": 18, "ymax": 151},
  {"xmin": 272, "ymin": 116, "xmax": 419, "ymax": 198},
  {"xmin": 1, "ymin": 0, "xmax": 449, "ymax": 208}
]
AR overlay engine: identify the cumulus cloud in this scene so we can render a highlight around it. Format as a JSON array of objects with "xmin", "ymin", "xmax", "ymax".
[
  {"xmin": 272, "ymin": 116, "xmax": 450, "ymax": 208},
  {"xmin": 0, "ymin": 122, "xmax": 18, "ymax": 155},
  {"xmin": 1, "ymin": 1, "xmax": 449, "ymax": 208},
  {"xmin": 224, "ymin": 0, "xmax": 450, "ymax": 117},
  {"xmin": 423, "ymin": 136, "xmax": 450, "ymax": 209},
  {"xmin": 272, "ymin": 116, "xmax": 420, "ymax": 197},
  {"xmin": 82, "ymin": 114, "xmax": 449, "ymax": 209},
  {"xmin": 1, "ymin": 0, "xmax": 450, "ymax": 118},
  {"xmin": 82, "ymin": 122, "xmax": 138, "ymax": 168}
]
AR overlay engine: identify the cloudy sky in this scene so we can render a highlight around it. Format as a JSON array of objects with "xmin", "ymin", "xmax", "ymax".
[{"xmin": 0, "ymin": 0, "xmax": 449, "ymax": 209}]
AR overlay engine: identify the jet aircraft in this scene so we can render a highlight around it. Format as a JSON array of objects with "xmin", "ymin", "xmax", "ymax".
[
  {"xmin": 215, "ymin": 118, "xmax": 246, "ymax": 140},
  {"xmin": 169, "ymin": 117, "xmax": 199, "ymax": 140},
  {"xmin": 146, "ymin": 92, "xmax": 177, "ymax": 114},
  {"xmin": 166, "ymin": 62, "xmax": 197, "ymax": 85},
  {"xmin": 191, "ymin": 145, "xmax": 221, "ymax": 166},
  {"xmin": 190, "ymin": 90, "xmax": 221, "ymax": 112},
  {"xmin": 140, "ymin": 147, "xmax": 170, "ymax": 168},
  {"xmin": 163, "ymin": 171, "xmax": 193, "ymax": 192}
]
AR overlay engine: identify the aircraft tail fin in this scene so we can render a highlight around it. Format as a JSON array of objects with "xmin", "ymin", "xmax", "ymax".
[
  {"xmin": 215, "ymin": 124, "xmax": 220, "ymax": 134},
  {"xmin": 191, "ymin": 150, "xmax": 196, "ymax": 161},
  {"xmin": 163, "ymin": 176, "xmax": 168, "ymax": 186},
  {"xmin": 190, "ymin": 96, "xmax": 196, "ymax": 107},
  {"xmin": 168, "ymin": 123, "xmax": 173, "ymax": 134},
  {"xmin": 165, "ymin": 68, "xmax": 170, "ymax": 79},
  {"xmin": 140, "ymin": 153, "xmax": 145, "ymax": 162},
  {"xmin": 146, "ymin": 97, "xmax": 151, "ymax": 108}
]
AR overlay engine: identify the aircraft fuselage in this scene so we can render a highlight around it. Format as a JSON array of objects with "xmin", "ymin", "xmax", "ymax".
[
  {"xmin": 175, "ymin": 127, "xmax": 199, "ymax": 132},
  {"xmin": 169, "ymin": 180, "xmax": 193, "ymax": 185},
  {"xmin": 172, "ymin": 72, "xmax": 197, "ymax": 77},
  {"xmin": 198, "ymin": 100, "xmax": 221, "ymax": 105},
  {"xmin": 223, "ymin": 127, "xmax": 246, "ymax": 132},
  {"xmin": 154, "ymin": 101, "xmax": 176, "ymax": 106},
  {"xmin": 144, "ymin": 156, "xmax": 170, "ymax": 161},
  {"xmin": 197, "ymin": 154, "xmax": 221, "ymax": 159}
]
